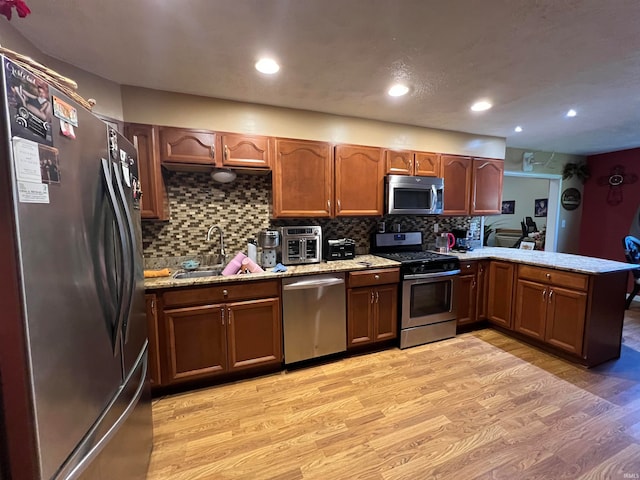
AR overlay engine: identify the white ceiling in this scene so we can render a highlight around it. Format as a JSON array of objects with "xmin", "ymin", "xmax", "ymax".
[{"xmin": 10, "ymin": 0, "xmax": 640, "ymax": 156}]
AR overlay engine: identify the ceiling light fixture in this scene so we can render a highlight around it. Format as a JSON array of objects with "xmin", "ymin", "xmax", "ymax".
[
  {"xmin": 388, "ymin": 84, "xmax": 409, "ymax": 97},
  {"xmin": 470, "ymin": 100, "xmax": 492, "ymax": 112},
  {"xmin": 514, "ymin": 126, "xmax": 523, "ymax": 133},
  {"xmin": 566, "ymin": 109, "xmax": 577, "ymax": 117},
  {"xmin": 255, "ymin": 58, "xmax": 280, "ymax": 74}
]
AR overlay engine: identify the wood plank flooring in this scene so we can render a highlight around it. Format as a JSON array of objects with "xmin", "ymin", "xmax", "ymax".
[{"xmin": 147, "ymin": 303, "xmax": 640, "ymax": 479}]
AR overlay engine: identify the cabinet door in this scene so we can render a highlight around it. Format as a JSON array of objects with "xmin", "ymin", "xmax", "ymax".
[
  {"xmin": 124, "ymin": 124, "xmax": 169, "ymax": 220},
  {"xmin": 160, "ymin": 127, "xmax": 216, "ymax": 165},
  {"xmin": 220, "ymin": 133, "xmax": 270, "ymax": 169},
  {"xmin": 456, "ymin": 273, "xmax": 477, "ymax": 326},
  {"xmin": 487, "ymin": 261, "xmax": 515, "ymax": 328},
  {"xmin": 145, "ymin": 294, "xmax": 162, "ymax": 386},
  {"xmin": 385, "ymin": 150, "xmax": 413, "ymax": 175},
  {"xmin": 335, "ymin": 144, "xmax": 384, "ymax": 216},
  {"xmin": 226, "ymin": 298, "xmax": 282, "ymax": 371},
  {"xmin": 163, "ymin": 304, "xmax": 227, "ymax": 383},
  {"xmin": 374, "ymin": 284, "xmax": 398, "ymax": 341},
  {"xmin": 545, "ymin": 287, "xmax": 587, "ymax": 356},
  {"xmin": 476, "ymin": 261, "xmax": 489, "ymax": 320},
  {"xmin": 347, "ymin": 288, "xmax": 374, "ymax": 347},
  {"xmin": 471, "ymin": 158, "xmax": 504, "ymax": 215},
  {"xmin": 441, "ymin": 155, "xmax": 472, "ymax": 215},
  {"xmin": 414, "ymin": 152, "xmax": 441, "ymax": 177},
  {"xmin": 273, "ymin": 138, "xmax": 333, "ymax": 217},
  {"xmin": 513, "ymin": 280, "xmax": 547, "ymax": 340}
]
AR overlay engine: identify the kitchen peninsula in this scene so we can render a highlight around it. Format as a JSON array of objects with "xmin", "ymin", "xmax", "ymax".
[{"xmin": 144, "ymin": 248, "xmax": 637, "ymax": 393}]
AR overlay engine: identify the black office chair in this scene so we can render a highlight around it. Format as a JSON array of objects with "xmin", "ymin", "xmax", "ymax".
[{"xmin": 623, "ymin": 235, "xmax": 640, "ymax": 309}]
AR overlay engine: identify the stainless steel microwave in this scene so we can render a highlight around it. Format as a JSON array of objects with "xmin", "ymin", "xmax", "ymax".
[{"xmin": 385, "ymin": 175, "xmax": 444, "ymax": 215}]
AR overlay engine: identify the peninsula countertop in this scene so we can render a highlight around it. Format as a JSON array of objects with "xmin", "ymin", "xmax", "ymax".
[
  {"xmin": 447, "ymin": 247, "xmax": 638, "ymax": 274},
  {"xmin": 144, "ymin": 254, "xmax": 401, "ymax": 290}
]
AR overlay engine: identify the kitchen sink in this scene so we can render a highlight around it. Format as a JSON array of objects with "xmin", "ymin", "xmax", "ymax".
[{"xmin": 172, "ymin": 268, "xmax": 222, "ymax": 279}]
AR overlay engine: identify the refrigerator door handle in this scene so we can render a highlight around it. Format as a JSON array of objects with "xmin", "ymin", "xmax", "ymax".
[
  {"xmin": 112, "ymin": 162, "xmax": 136, "ymax": 345},
  {"xmin": 101, "ymin": 158, "xmax": 127, "ymax": 354}
]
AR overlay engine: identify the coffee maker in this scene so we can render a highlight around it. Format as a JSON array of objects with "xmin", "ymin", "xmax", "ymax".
[
  {"xmin": 452, "ymin": 228, "xmax": 473, "ymax": 252},
  {"xmin": 258, "ymin": 229, "xmax": 280, "ymax": 268}
]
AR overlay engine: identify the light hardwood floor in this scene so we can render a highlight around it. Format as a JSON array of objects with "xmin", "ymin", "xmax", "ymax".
[{"xmin": 148, "ymin": 303, "xmax": 640, "ymax": 480}]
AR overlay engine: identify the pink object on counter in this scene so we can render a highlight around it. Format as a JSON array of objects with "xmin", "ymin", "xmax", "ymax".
[
  {"xmin": 241, "ymin": 257, "xmax": 264, "ymax": 274},
  {"xmin": 221, "ymin": 252, "xmax": 247, "ymax": 276}
]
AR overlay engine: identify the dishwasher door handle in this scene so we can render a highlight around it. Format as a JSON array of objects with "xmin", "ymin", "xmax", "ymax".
[{"xmin": 283, "ymin": 277, "xmax": 345, "ymax": 290}]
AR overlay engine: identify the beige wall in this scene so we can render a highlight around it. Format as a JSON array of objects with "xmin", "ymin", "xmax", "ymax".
[
  {"xmin": 504, "ymin": 147, "xmax": 586, "ymax": 254},
  {"xmin": 0, "ymin": 23, "xmax": 124, "ymax": 119},
  {"xmin": 121, "ymin": 86, "xmax": 506, "ymax": 158}
]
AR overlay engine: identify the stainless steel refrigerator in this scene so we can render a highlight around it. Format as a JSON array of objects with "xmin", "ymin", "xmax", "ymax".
[{"xmin": 0, "ymin": 56, "xmax": 152, "ymax": 480}]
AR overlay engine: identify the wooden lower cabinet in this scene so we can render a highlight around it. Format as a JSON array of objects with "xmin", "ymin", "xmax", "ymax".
[
  {"xmin": 347, "ymin": 268, "xmax": 400, "ymax": 348},
  {"xmin": 487, "ymin": 261, "xmax": 515, "ymax": 328},
  {"xmin": 514, "ymin": 268, "xmax": 587, "ymax": 356},
  {"xmin": 145, "ymin": 293, "xmax": 162, "ymax": 386},
  {"xmin": 157, "ymin": 281, "xmax": 282, "ymax": 386},
  {"xmin": 456, "ymin": 262, "xmax": 478, "ymax": 326}
]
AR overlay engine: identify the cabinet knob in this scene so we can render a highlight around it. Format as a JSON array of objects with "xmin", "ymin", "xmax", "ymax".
[
  {"xmin": 546, "ymin": 273, "xmax": 551, "ymax": 279},
  {"xmin": 374, "ymin": 274, "xmax": 380, "ymax": 280},
  {"xmin": 466, "ymin": 264, "xmax": 471, "ymax": 269},
  {"xmin": 223, "ymin": 289, "xmax": 228, "ymax": 297}
]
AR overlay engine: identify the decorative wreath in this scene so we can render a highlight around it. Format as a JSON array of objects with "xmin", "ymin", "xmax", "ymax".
[{"xmin": 0, "ymin": 0, "xmax": 31, "ymax": 21}]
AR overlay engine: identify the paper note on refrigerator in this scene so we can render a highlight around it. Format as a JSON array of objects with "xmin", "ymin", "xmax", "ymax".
[
  {"xmin": 12, "ymin": 137, "xmax": 43, "ymax": 184},
  {"xmin": 17, "ymin": 181, "xmax": 49, "ymax": 204}
]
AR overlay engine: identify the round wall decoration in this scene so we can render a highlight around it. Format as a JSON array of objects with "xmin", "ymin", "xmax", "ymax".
[{"xmin": 561, "ymin": 188, "xmax": 582, "ymax": 211}]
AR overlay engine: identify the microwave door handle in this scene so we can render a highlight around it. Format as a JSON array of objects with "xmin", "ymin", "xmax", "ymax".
[{"xmin": 431, "ymin": 184, "xmax": 437, "ymax": 211}]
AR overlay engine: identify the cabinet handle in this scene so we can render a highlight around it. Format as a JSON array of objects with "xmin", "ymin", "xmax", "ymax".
[
  {"xmin": 221, "ymin": 308, "xmax": 225, "ymax": 326},
  {"xmin": 327, "ymin": 200, "xmax": 331, "ymax": 211},
  {"xmin": 549, "ymin": 289, "xmax": 553, "ymax": 302},
  {"xmin": 415, "ymin": 160, "xmax": 419, "ymax": 171},
  {"xmin": 542, "ymin": 289, "xmax": 547, "ymax": 302},
  {"xmin": 228, "ymin": 307, "xmax": 232, "ymax": 324},
  {"xmin": 224, "ymin": 144, "xmax": 229, "ymax": 161},
  {"xmin": 375, "ymin": 291, "xmax": 379, "ymax": 303},
  {"xmin": 472, "ymin": 280, "xmax": 476, "ymax": 289},
  {"xmin": 408, "ymin": 159, "xmax": 412, "ymax": 171},
  {"xmin": 210, "ymin": 145, "xmax": 215, "ymax": 160},
  {"xmin": 370, "ymin": 291, "xmax": 374, "ymax": 304},
  {"xmin": 223, "ymin": 289, "xmax": 228, "ymax": 297},
  {"xmin": 150, "ymin": 299, "xmax": 155, "ymax": 315},
  {"xmin": 337, "ymin": 199, "xmax": 341, "ymax": 211}
]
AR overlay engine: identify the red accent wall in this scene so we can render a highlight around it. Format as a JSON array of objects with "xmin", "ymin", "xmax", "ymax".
[{"xmin": 579, "ymin": 148, "xmax": 640, "ymax": 265}]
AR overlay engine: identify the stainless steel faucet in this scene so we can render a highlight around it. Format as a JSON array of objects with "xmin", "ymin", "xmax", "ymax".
[{"xmin": 206, "ymin": 225, "xmax": 226, "ymax": 264}]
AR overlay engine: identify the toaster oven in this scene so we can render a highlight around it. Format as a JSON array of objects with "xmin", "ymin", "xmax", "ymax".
[{"xmin": 281, "ymin": 226, "xmax": 322, "ymax": 265}]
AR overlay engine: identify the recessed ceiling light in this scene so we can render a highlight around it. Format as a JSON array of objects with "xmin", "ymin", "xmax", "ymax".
[
  {"xmin": 388, "ymin": 84, "xmax": 409, "ymax": 97},
  {"xmin": 255, "ymin": 58, "xmax": 280, "ymax": 74},
  {"xmin": 514, "ymin": 126, "xmax": 523, "ymax": 133},
  {"xmin": 566, "ymin": 109, "xmax": 577, "ymax": 117},
  {"xmin": 470, "ymin": 100, "xmax": 492, "ymax": 112}
]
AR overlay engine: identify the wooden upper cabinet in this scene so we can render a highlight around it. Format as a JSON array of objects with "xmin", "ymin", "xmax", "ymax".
[
  {"xmin": 159, "ymin": 127, "xmax": 216, "ymax": 166},
  {"xmin": 384, "ymin": 150, "xmax": 440, "ymax": 177},
  {"xmin": 124, "ymin": 123, "xmax": 169, "ymax": 220},
  {"xmin": 335, "ymin": 144, "xmax": 384, "ymax": 216},
  {"xmin": 471, "ymin": 158, "xmax": 504, "ymax": 215},
  {"xmin": 385, "ymin": 150, "xmax": 413, "ymax": 175},
  {"xmin": 441, "ymin": 155, "xmax": 472, "ymax": 215},
  {"xmin": 220, "ymin": 133, "xmax": 270, "ymax": 169},
  {"xmin": 273, "ymin": 138, "xmax": 333, "ymax": 218},
  {"xmin": 414, "ymin": 152, "xmax": 441, "ymax": 176}
]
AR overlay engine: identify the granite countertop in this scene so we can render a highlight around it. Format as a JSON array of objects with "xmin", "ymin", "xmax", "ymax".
[
  {"xmin": 448, "ymin": 247, "xmax": 638, "ymax": 274},
  {"xmin": 144, "ymin": 254, "xmax": 400, "ymax": 290}
]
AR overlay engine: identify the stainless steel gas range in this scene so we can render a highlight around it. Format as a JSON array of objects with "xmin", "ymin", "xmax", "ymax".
[{"xmin": 371, "ymin": 232, "xmax": 460, "ymax": 348}]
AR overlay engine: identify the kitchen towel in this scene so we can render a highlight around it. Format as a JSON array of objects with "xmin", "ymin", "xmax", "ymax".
[{"xmin": 143, "ymin": 268, "xmax": 171, "ymax": 278}]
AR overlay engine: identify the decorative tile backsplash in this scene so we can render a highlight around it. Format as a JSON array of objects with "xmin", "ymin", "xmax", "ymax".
[{"xmin": 141, "ymin": 171, "xmax": 481, "ymax": 260}]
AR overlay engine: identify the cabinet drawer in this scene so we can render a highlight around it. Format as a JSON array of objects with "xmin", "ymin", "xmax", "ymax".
[
  {"xmin": 459, "ymin": 261, "xmax": 478, "ymax": 274},
  {"xmin": 518, "ymin": 265, "xmax": 588, "ymax": 291},
  {"xmin": 347, "ymin": 268, "xmax": 400, "ymax": 288},
  {"xmin": 163, "ymin": 280, "xmax": 280, "ymax": 307}
]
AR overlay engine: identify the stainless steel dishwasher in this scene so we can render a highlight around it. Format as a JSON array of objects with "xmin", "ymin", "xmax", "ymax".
[{"xmin": 282, "ymin": 273, "xmax": 346, "ymax": 364}]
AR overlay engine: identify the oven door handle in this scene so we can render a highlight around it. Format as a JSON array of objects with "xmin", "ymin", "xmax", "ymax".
[{"xmin": 403, "ymin": 269, "xmax": 461, "ymax": 280}]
